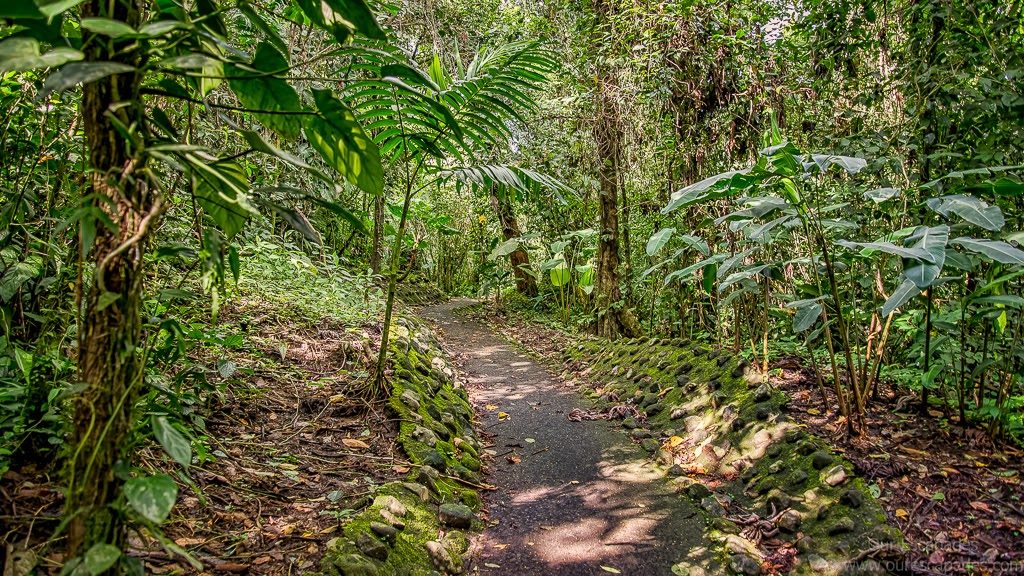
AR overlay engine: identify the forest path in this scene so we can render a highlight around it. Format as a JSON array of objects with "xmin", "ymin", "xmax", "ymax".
[{"xmin": 418, "ymin": 299, "xmax": 707, "ymax": 576}]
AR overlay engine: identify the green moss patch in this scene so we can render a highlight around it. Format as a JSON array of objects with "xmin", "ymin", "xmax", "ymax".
[{"xmin": 321, "ymin": 316, "xmax": 482, "ymax": 575}]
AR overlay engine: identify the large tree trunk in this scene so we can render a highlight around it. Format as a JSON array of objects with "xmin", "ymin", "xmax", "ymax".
[
  {"xmin": 591, "ymin": 50, "xmax": 640, "ymax": 338},
  {"xmin": 489, "ymin": 185, "xmax": 537, "ymax": 297},
  {"xmin": 66, "ymin": 0, "xmax": 152, "ymax": 560}
]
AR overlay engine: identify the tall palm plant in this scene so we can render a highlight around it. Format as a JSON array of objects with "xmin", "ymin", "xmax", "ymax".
[{"xmin": 337, "ymin": 40, "xmax": 566, "ymax": 390}]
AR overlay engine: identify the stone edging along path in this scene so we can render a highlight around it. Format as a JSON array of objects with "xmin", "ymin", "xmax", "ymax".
[
  {"xmin": 318, "ymin": 301, "xmax": 904, "ymax": 576},
  {"xmin": 319, "ymin": 315, "xmax": 485, "ymax": 576},
  {"xmin": 560, "ymin": 335, "xmax": 905, "ymax": 575}
]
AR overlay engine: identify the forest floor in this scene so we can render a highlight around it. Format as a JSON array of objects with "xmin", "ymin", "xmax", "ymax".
[
  {"xmin": 418, "ymin": 299, "xmax": 711, "ymax": 575},
  {"xmin": 2, "ymin": 255, "xmax": 414, "ymax": 575},
  {"xmin": 470, "ymin": 302, "xmax": 1024, "ymax": 576},
  {"xmin": 4, "ymin": 290, "xmax": 1023, "ymax": 575}
]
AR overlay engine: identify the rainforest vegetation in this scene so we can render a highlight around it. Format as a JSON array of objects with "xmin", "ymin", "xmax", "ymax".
[{"xmin": 0, "ymin": 0, "xmax": 1022, "ymax": 573}]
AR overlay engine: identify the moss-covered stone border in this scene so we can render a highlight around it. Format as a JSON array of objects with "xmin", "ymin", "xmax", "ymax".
[
  {"xmin": 320, "ymin": 317, "xmax": 482, "ymax": 576},
  {"xmin": 561, "ymin": 337, "xmax": 904, "ymax": 576}
]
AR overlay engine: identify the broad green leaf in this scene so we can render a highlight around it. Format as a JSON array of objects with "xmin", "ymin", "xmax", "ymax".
[
  {"xmin": 14, "ymin": 347, "xmax": 33, "ymax": 385},
  {"xmin": 123, "ymin": 474, "xmax": 178, "ymax": 524},
  {"xmin": 267, "ymin": 203, "xmax": 322, "ymax": 244},
  {"xmin": 305, "ymin": 89, "xmax": 383, "ymax": 195},
  {"xmin": 197, "ymin": 38, "xmax": 223, "ymax": 96},
  {"xmin": 292, "ymin": 0, "xmax": 384, "ymax": 44},
  {"xmin": 152, "ymin": 416, "xmax": 192, "ymax": 467},
  {"xmin": 549, "ymin": 264, "xmax": 570, "ymax": 287},
  {"xmin": 95, "ymin": 291, "xmax": 120, "ymax": 311},
  {"xmin": 0, "ymin": 37, "xmax": 83, "ymax": 72},
  {"xmin": 228, "ymin": 246, "xmax": 241, "ymax": 282},
  {"xmin": 835, "ymin": 240, "xmax": 935, "ymax": 262},
  {"xmin": 748, "ymin": 214, "xmax": 793, "ymax": 241},
  {"xmin": 787, "ymin": 298, "xmax": 824, "ymax": 332},
  {"xmin": 38, "ymin": 0, "xmax": 88, "ymax": 18},
  {"xmin": 882, "ymin": 278, "xmax": 921, "ymax": 317},
  {"xmin": 662, "ymin": 169, "xmax": 748, "ymax": 213},
  {"xmin": 922, "ymin": 165, "xmax": 1021, "ymax": 190},
  {"xmin": 190, "ymin": 160, "xmax": 257, "ymax": 238},
  {"xmin": 904, "ymin": 225, "xmax": 949, "ymax": 288},
  {"xmin": 778, "ymin": 177, "xmax": 801, "ymax": 207},
  {"xmin": 646, "ymin": 227, "xmax": 675, "ymax": 256},
  {"xmin": 80, "ymin": 17, "xmax": 136, "ymax": 38},
  {"xmin": 576, "ymin": 264, "xmax": 594, "ymax": 289},
  {"xmin": 138, "ymin": 19, "xmax": 189, "ymax": 36},
  {"xmin": 926, "ymin": 195, "xmax": 1005, "ymax": 231},
  {"xmin": 971, "ymin": 295, "xmax": 1024, "ymax": 308},
  {"xmin": 863, "ymin": 187, "xmax": 900, "ymax": 203},
  {"xmin": 238, "ymin": 128, "xmax": 332, "ymax": 183},
  {"xmin": 39, "ymin": 61, "xmax": 134, "ymax": 99},
  {"xmin": 718, "ymin": 264, "xmax": 770, "ymax": 293},
  {"xmin": 663, "ymin": 253, "xmax": 729, "ymax": 285},
  {"xmin": 226, "ymin": 43, "xmax": 303, "ymax": 140},
  {"xmin": 382, "ymin": 62, "xmax": 441, "ymax": 92},
  {"xmin": 675, "ymin": 234, "xmax": 710, "ymax": 256},
  {"xmin": 82, "ymin": 544, "xmax": 121, "ymax": 575},
  {"xmin": 489, "ymin": 238, "xmax": 520, "ymax": 261},
  {"xmin": 808, "ymin": 154, "xmax": 867, "ymax": 174},
  {"xmin": 0, "ymin": 260, "xmax": 42, "ymax": 302},
  {"xmin": 717, "ymin": 247, "xmax": 758, "ymax": 280},
  {"xmin": 702, "ymin": 263, "xmax": 716, "ymax": 293},
  {"xmin": 950, "ymin": 238, "xmax": 1024, "ymax": 265},
  {"xmin": 715, "ymin": 196, "xmax": 790, "ymax": 225}
]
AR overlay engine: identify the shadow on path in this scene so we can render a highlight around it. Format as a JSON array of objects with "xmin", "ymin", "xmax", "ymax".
[{"xmin": 419, "ymin": 299, "xmax": 709, "ymax": 576}]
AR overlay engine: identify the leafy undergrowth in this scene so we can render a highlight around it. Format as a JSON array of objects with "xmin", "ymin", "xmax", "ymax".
[
  {"xmin": 773, "ymin": 361, "xmax": 1024, "ymax": 575},
  {"xmin": 469, "ymin": 301, "xmax": 1024, "ymax": 576}
]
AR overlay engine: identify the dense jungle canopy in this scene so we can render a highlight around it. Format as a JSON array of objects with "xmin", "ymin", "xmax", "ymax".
[{"xmin": 1, "ymin": 0, "xmax": 1022, "ymax": 573}]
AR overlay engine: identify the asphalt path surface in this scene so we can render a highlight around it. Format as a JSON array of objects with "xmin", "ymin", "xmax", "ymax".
[{"xmin": 419, "ymin": 300, "xmax": 707, "ymax": 576}]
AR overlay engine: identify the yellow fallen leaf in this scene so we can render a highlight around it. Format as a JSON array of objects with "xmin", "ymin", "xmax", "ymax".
[
  {"xmin": 277, "ymin": 463, "xmax": 299, "ymax": 470},
  {"xmin": 485, "ymin": 404, "xmax": 498, "ymax": 411},
  {"xmin": 666, "ymin": 435, "xmax": 684, "ymax": 448},
  {"xmin": 328, "ymin": 394, "xmax": 347, "ymax": 404},
  {"xmin": 492, "ymin": 544, "xmax": 508, "ymax": 550},
  {"xmin": 807, "ymin": 408, "xmax": 821, "ymax": 415},
  {"xmin": 600, "ymin": 567, "xmax": 621, "ymax": 574},
  {"xmin": 343, "ymin": 438, "xmax": 370, "ymax": 449},
  {"xmin": 895, "ymin": 508, "xmax": 909, "ymax": 518},
  {"xmin": 498, "ymin": 412, "xmax": 509, "ymax": 420},
  {"xmin": 319, "ymin": 524, "xmax": 338, "ymax": 534}
]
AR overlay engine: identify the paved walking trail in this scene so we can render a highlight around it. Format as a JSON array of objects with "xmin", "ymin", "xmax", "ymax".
[{"xmin": 419, "ymin": 299, "xmax": 706, "ymax": 576}]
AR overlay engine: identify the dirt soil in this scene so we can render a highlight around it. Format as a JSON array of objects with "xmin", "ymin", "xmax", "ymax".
[
  {"xmin": 0, "ymin": 303, "xmax": 414, "ymax": 575},
  {"xmin": 418, "ymin": 299, "xmax": 711, "ymax": 576},
  {"xmin": 471, "ymin": 303, "xmax": 1024, "ymax": 576}
]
